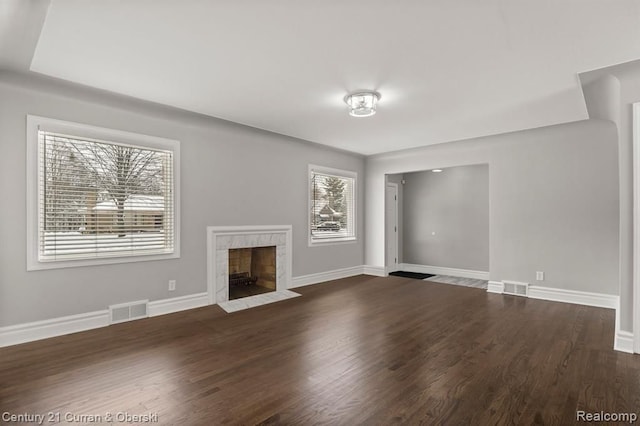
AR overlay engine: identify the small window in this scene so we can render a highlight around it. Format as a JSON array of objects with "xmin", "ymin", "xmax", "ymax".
[
  {"xmin": 27, "ymin": 116, "xmax": 180, "ymax": 270},
  {"xmin": 309, "ymin": 165, "xmax": 356, "ymax": 245}
]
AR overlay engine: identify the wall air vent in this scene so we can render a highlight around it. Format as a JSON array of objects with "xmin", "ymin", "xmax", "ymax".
[
  {"xmin": 109, "ymin": 300, "xmax": 149, "ymax": 324},
  {"xmin": 502, "ymin": 281, "xmax": 529, "ymax": 297}
]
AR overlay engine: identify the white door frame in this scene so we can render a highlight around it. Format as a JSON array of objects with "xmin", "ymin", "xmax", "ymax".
[
  {"xmin": 633, "ymin": 103, "xmax": 640, "ymax": 353},
  {"xmin": 386, "ymin": 182, "xmax": 399, "ymax": 274}
]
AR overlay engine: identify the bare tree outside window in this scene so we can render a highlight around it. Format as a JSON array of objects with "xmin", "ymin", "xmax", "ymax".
[
  {"xmin": 43, "ymin": 140, "xmax": 89, "ymax": 233},
  {"xmin": 64, "ymin": 141, "xmax": 165, "ymax": 237},
  {"xmin": 40, "ymin": 132, "xmax": 173, "ymax": 260}
]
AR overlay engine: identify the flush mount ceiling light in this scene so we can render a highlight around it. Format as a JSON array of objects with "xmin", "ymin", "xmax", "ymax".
[
  {"xmin": 344, "ymin": 91, "xmax": 380, "ymax": 118},
  {"xmin": 432, "ymin": 169, "xmax": 443, "ymax": 173}
]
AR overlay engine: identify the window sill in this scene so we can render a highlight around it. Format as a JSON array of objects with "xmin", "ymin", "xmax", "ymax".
[
  {"xmin": 308, "ymin": 237, "xmax": 357, "ymax": 247},
  {"xmin": 27, "ymin": 251, "xmax": 180, "ymax": 271}
]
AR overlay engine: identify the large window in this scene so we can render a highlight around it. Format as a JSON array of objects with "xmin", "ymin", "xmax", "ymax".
[
  {"xmin": 309, "ymin": 165, "xmax": 356, "ymax": 245},
  {"xmin": 27, "ymin": 116, "xmax": 180, "ymax": 270}
]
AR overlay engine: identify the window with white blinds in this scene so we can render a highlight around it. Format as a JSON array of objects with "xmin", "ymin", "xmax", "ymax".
[
  {"xmin": 27, "ymin": 116, "xmax": 180, "ymax": 270},
  {"xmin": 309, "ymin": 165, "xmax": 356, "ymax": 245}
]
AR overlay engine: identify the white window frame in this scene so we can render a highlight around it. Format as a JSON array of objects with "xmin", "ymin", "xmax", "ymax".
[
  {"xmin": 26, "ymin": 115, "xmax": 181, "ymax": 270},
  {"xmin": 308, "ymin": 164, "xmax": 357, "ymax": 247}
]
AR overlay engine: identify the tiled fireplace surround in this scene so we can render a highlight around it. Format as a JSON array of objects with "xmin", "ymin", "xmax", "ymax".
[{"xmin": 206, "ymin": 225, "xmax": 297, "ymax": 312}]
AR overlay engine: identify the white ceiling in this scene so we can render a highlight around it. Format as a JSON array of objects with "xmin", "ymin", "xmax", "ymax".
[{"xmin": 8, "ymin": 1, "xmax": 640, "ymax": 154}]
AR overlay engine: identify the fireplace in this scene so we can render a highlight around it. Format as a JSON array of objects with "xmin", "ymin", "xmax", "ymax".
[
  {"xmin": 228, "ymin": 246, "xmax": 276, "ymax": 300},
  {"xmin": 207, "ymin": 225, "xmax": 298, "ymax": 312}
]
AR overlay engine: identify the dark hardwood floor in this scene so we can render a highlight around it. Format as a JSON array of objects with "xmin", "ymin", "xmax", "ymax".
[{"xmin": 1, "ymin": 275, "xmax": 639, "ymax": 425}]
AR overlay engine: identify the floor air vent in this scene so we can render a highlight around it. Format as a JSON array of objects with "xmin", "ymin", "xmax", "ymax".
[
  {"xmin": 502, "ymin": 281, "xmax": 528, "ymax": 297},
  {"xmin": 109, "ymin": 300, "xmax": 149, "ymax": 324}
]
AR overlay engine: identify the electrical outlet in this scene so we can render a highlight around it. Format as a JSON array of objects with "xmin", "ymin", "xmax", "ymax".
[
  {"xmin": 168, "ymin": 280, "xmax": 176, "ymax": 291},
  {"xmin": 536, "ymin": 271, "xmax": 544, "ymax": 281}
]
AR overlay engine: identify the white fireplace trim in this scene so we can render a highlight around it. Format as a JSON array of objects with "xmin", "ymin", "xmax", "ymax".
[{"xmin": 206, "ymin": 225, "xmax": 293, "ymax": 305}]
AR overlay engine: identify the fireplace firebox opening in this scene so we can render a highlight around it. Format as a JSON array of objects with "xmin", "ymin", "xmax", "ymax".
[{"xmin": 228, "ymin": 246, "xmax": 276, "ymax": 300}]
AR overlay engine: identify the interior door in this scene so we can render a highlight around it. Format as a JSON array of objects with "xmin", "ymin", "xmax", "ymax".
[{"xmin": 386, "ymin": 183, "xmax": 399, "ymax": 273}]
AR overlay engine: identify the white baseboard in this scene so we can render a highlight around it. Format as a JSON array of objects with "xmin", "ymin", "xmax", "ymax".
[
  {"xmin": 363, "ymin": 265, "xmax": 386, "ymax": 277},
  {"xmin": 527, "ymin": 286, "xmax": 618, "ymax": 309},
  {"xmin": 289, "ymin": 264, "xmax": 387, "ymax": 288},
  {"xmin": 487, "ymin": 281, "xmax": 504, "ymax": 294},
  {"xmin": 614, "ymin": 331, "xmax": 635, "ymax": 353},
  {"xmin": 0, "ymin": 292, "xmax": 210, "ymax": 348},
  {"xmin": 0, "ymin": 310, "xmax": 109, "ymax": 348},
  {"xmin": 399, "ymin": 263, "xmax": 489, "ymax": 280},
  {"xmin": 1, "ymin": 265, "xmax": 380, "ymax": 347},
  {"xmin": 488, "ymin": 281, "xmax": 618, "ymax": 310},
  {"xmin": 290, "ymin": 266, "xmax": 365, "ymax": 288},
  {"xmin": 148, "ymin": 292, "xmax": 209, "ymax": 317},
  {"xmin": 488, "ymin": 281, "xmax": 627, "ymax": 353},
  {"xmin": 614, "ymin": 302, "xmax": 635, "ymax": 354}
]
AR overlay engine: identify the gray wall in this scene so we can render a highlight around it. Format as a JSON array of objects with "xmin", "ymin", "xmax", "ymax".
[
  {"xmin": 402, "ymin": 164, "xmax": 489, "ymax": 271},
  {"xmin": 366, "ymin": 119, "xmax": 619, "ymax": 296},
  {"xmin": 0, "ymin": 72, "xmax": 365, "ymax": 327}
]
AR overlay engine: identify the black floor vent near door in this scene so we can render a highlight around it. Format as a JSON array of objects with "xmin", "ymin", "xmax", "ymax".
[{"xmin": 389, "ymin": 271, "xmax": 435, "ymax": 280}]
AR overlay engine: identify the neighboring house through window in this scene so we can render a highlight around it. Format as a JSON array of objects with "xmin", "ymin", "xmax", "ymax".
[
  {"xmin": 26, "ymin": 116, "xmax": 180, "ymax": 270},
  {"xmin": 309, "ymin": 164, "xmax": 356, "ymax": 245}
]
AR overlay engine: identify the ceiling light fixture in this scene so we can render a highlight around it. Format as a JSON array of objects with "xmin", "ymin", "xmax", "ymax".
[
  {"xmin": 344, "ymin": 91, "xmax": 380, "ymax": 118},
  {"xmin": 432, "ymin": 169, "xmax": 443, "ymax": 173}
]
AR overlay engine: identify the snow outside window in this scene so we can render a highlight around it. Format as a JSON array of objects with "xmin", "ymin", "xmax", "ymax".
[
  {"xmin": 309, "ymin": 165, "xmax": 357, "ymax": 246},
  {"xmin": 26, "ymin": 116, "xmax": 180, "ymax": 270}
]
